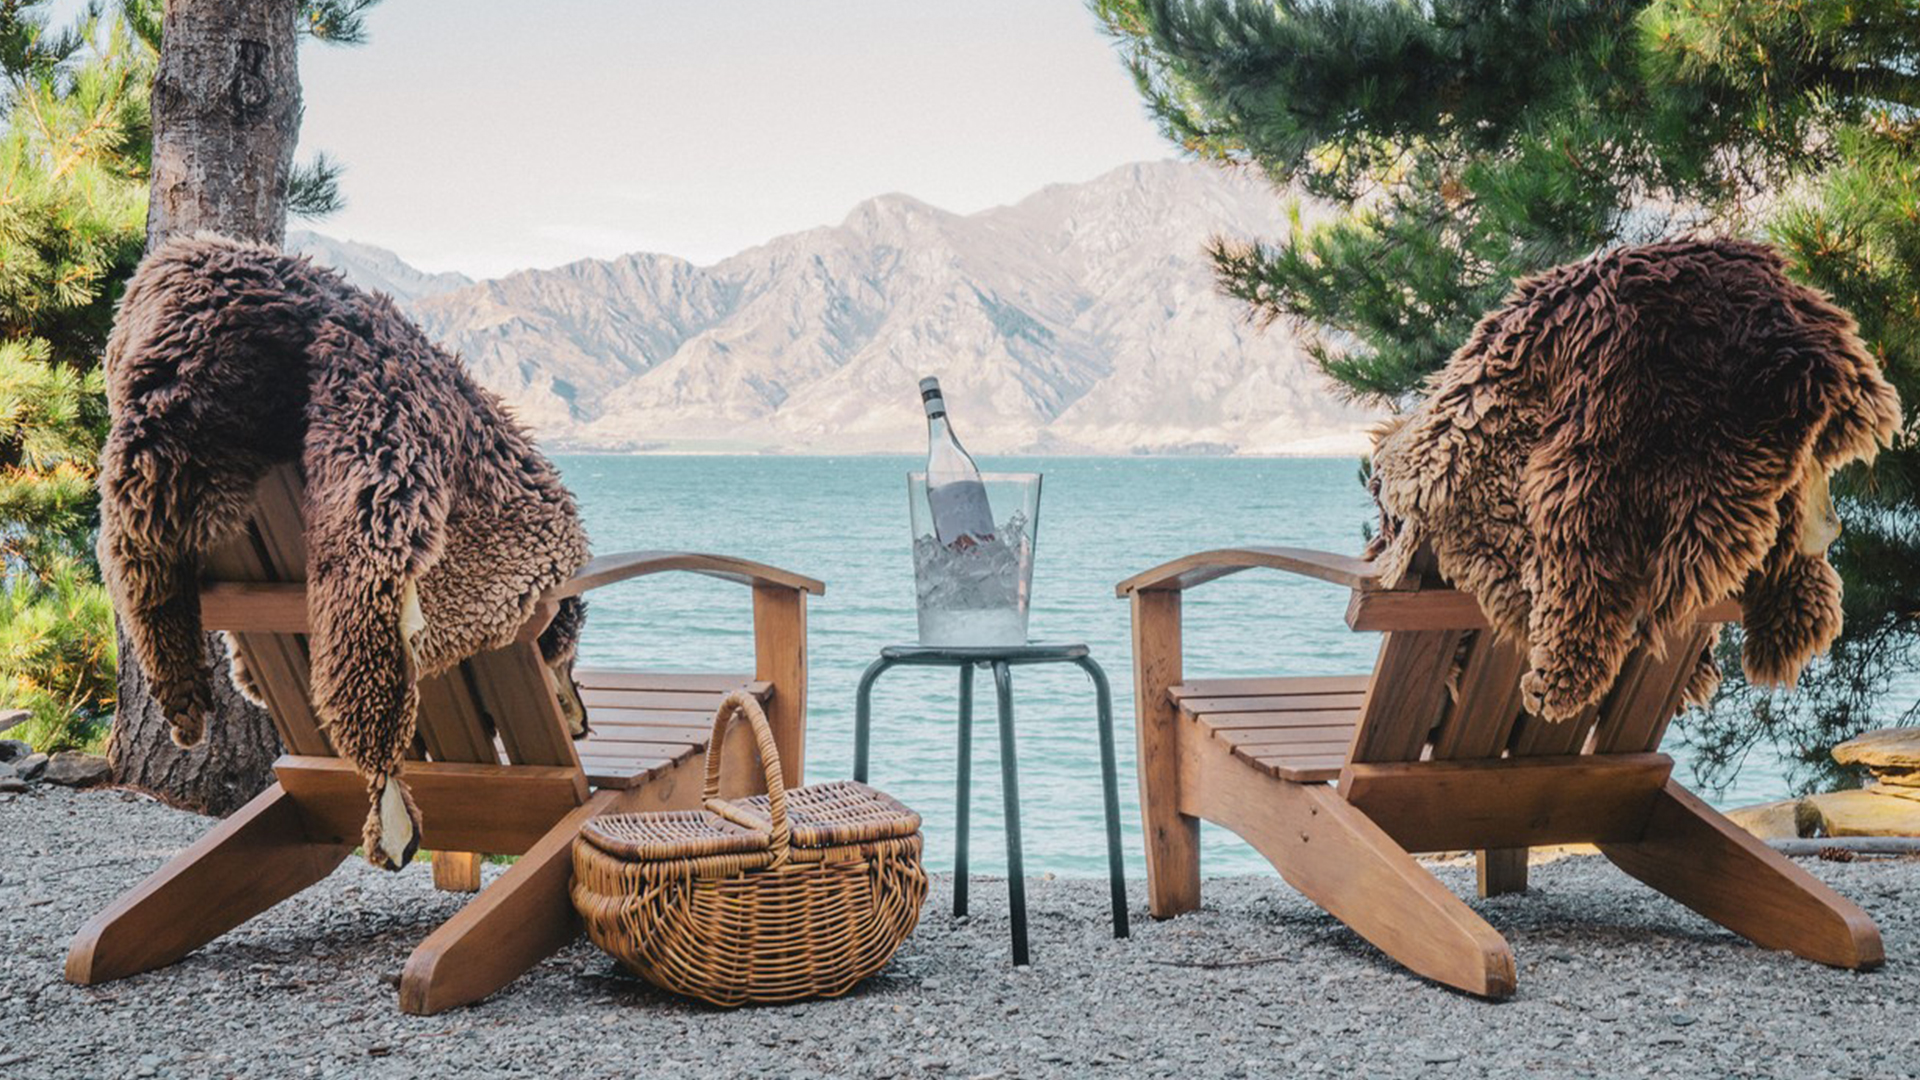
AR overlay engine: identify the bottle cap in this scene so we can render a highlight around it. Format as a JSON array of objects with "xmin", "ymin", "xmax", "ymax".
[{"xmin": 919, "ymin": 377, "xmax": 941, "ymax": 394}]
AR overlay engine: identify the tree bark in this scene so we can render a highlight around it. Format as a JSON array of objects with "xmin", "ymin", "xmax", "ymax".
[
  {"xmin": 144, "ymin": 0, "xmax": 302, "ymax": 246},
  {"xmin": 109, "ymin": 0, "xmax": 304, "ymax": 815}
]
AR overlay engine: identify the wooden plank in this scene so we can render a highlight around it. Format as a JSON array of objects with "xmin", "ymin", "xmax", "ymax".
[
  {"xmin": 578, "ymin": 755, "xmax": 680, "ymax": 790},
  {"xmin": 1588, "ymin": 647, "xmax": 1657, "ymax": 753},
  {"xmin": 1339, "ymin": 754, "xmax": 1674, "ymax": 852},
  {"xmin": 1238, "ymin": 750, "xmax": 1348, "ymax": 784},
  {"xmin": 275, "ymin": 756, "xmax": 587, "ymax": 855},
  {"xmin": 1635, "ymin": 625, "xmax": 1716, "ymax": 753},
  {"xmin": 198, "ymin": 582, "xmax": 308, "ymax": 633},
  {"xmin": 1510, "ymin": 703, "xmax": 1600, "ymax": 757},
  {"xmin": 1211, "ymin": 726, "xmax": 1357, "ymax": 749},
  {"xmin": 568, "ymin": 723, "xmax": 705, "ymax": 745},
  {"xmin": 1592, "ymin": 626, "xmax": 1713, "ymax": 754},
  {"xmin": 579, "ymin": 707, "xmax": 716, "ymax": 728},
  {"xmin": 1429, "ymin": 633, "xmax": 1528, "ymax": 760},
  {"xmin": 416, "ymin": 666, "xmax": 498, "ymax": 765},
  {"xmin": 1599, "ymin": 781, "xmax": 1883, "ymax": 970},
  {"xmin": 1132, "ymin": 589, "xmax": 1200, "ymax": 917},
  {"xmin": 554, "ymin": 551, "xmax": 823, "ymax": 599},
  {"xmin": 1191, "ymin": 709, "xmax": 1362, "ymax": 731},
  {"xmin": 65, "ymin": 784, "xmax": 352, "ymax": 985},
  {"xmin": 1116, "ymin": 546, "xmax": 1389, "ymax": 596},
  {"xmin": 466, "ymin": 643, "xmax": 580, "ymax": 769},
  {"xmin": 574, "ymin": 670, "xmax": 765, "ymax": 695},
  {"xmin": 1176, "ymin": 729, "xmax": 1516, "ymax": 997},
  {"xmin": 578, "ymin": 688, "xmax": 758, "ymax": 712},
  {"xmin": 1173, "ymin": 691, "xmax": 1370, "ymax": 716},
  {"xmin": 1348, "ymin": 590, "xmax": 1741, "ymax": 632},
  {"xmin": 1169, "ymin": 675, "xmax": 1373, "ymax": 699},
  {"xmin": 1345, "ymin": 630, "xmax": 1464, "ymax": 763}
]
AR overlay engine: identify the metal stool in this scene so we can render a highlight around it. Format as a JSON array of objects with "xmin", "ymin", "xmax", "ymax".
[{"xmin": 853, "ymin": 642, "xmax": 1129, "ymax": 965}]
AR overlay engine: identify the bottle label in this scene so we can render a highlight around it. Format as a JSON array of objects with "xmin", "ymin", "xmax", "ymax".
[{"xmin": 928, "ymin": 477, "xmax": 997, "ymax": 548}]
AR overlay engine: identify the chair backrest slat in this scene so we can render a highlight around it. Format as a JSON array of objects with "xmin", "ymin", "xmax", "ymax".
[
  {"xmin": 1509, "ymin": 701, "xmax": 1600, "ymax": 756},
  {"xmin": 1346, "ymin": 629, "xmax": 1465, "ymax": 764},
  {"xmin": 1592, "ymin": 624, "xmax": 1714, "ymax": 754},
  {"xmin": 416, "ymin": 663, "xmax": 500, "ymax": 764},
  {"xmin": 1427, "ymin": 632, "xmax": 1527, "ymax": 760},
  {"xmin": 466, "ymin": 644, "xmax": 581, "ymax": 768}
]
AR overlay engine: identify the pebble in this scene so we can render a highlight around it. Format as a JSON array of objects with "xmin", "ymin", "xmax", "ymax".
[{"xmin": 3, "ymin": 786, "xmax": 1917, "ymax": 1080}]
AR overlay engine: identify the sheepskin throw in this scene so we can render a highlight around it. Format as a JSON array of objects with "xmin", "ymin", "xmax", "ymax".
[
  {"xmin": 1366, "ymin": 238, "xmax": 1902, "ymax": 723},
  {"xmin": 99, "ymin": 233, "xmax": 591, "ymax": 870}
]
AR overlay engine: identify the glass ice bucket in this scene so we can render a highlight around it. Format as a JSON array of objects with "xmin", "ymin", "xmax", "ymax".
[{"xmin": 907, "ymin": 472, "xmax": 1042, "ymax": 647}]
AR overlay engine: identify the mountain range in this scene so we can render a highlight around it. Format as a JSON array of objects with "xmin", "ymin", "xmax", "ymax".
[{"xmin": 289, "ymin": 160, "xmax": 1379, "ymax": 455}]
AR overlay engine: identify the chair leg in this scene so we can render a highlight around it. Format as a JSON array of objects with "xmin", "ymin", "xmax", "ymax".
[
  {"xmin": 1184, "ymin": 740, "xmax": 1517, "ymax": 997},
  {"xmin": 1598, "ymin": 780, "xmax": 1884, "ymax": 969},
  {"xmin": 1131, "ymin": 590, "xmax": 1200, "ymax": 917},
  {"xmin": 400, "ymin": 789, "xmax": 618, "ymax": 1015},
  {"xmin": 954, "ymin": 662, "xmax": 973, "ymax": 919},
  {"xmin": 432, "ymin": 851, "xmax": 485, "ymax": 893},
  {"xmin": 66, "ymin": 783, "xmax": 352, "ymax": 985},
  {"xmin": 992, "ymin": 661, "xmax": 1030, "ymax": 967},
  {"xmin": 1477, "ymin": 848, "xmax": 1529, "ymax": 897}
]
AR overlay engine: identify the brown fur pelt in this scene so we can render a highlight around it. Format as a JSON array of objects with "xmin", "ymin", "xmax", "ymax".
[
  {"xmin": 1365, "ymin": 238, "xmax": 1902, "ymax": 723},
  {"xmin": 98, "ymin": 233, "xmax": 591, "ymax": 869}
]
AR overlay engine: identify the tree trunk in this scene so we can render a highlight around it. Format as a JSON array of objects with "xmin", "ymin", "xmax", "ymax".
[
  {"xmin": 109, "ymin": 0, "xmax": 303, "ymax": 815},
  {"xmin": 144, "ymin": 0, "xmax": 302, "ymax": 246}
]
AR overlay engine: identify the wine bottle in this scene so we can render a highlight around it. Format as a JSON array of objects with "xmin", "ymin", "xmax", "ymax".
[{"xmin": 920, "ymin": 377, "xmax": 997, "ymax": 548}]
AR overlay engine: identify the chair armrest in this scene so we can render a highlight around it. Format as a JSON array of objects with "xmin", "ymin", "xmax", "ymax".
[
  {"xmin": 549, "ymin": 551, "xmax": 826, "ymax": 599},
  {"xmin": 1115, "ymin": 546, "xmax": 1391, "ymax": 597}
]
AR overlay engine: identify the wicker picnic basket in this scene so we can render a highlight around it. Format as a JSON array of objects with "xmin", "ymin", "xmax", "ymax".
[{"xmin": 570, "ymin": 690, "xmax": 927, "ymax": 1006}]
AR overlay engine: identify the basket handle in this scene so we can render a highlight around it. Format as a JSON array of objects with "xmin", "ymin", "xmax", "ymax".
[{"xmin": 702, "ymin": 690, "xmax": 790, "ymax": 861}]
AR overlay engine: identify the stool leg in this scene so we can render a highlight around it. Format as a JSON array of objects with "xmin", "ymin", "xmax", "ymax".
[
  {"xmin": 1077, "ymin": 656, "xmax": 1130, "ymax": 939},
  {"xmin": 992, "ymin": 661, "xmax": 1030, "ymax": 966},
  {"xmin": 853, "ymin": 656, "xmax": 889, "ymax": 783},
  {"xmin": 955, "ymin": 662, "xmax": 974, "ymax": 919}
]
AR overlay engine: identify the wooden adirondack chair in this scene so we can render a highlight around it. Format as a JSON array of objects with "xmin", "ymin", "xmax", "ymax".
[
  {"xmin": 1119, "ymin": 546, "xmax": 1884, "ymax": 998},
  {"xmin": 66, "ymin": 464, "xmax": 823, "ymax": 1014}
]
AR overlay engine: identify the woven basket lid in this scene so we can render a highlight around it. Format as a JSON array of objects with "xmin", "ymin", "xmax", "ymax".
[
  {"xmin": 578, "ymin": 808, "xmax": 770, "ymax": 860},
  {"xmin": 712, "ymin": 779, "xmax": 921, "ymax": 850}
]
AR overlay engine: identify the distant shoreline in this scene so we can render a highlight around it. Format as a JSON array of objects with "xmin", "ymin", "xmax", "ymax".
[{"xmin": 544, "ymin": 442, "xmax": 1375, "ymax": 460}]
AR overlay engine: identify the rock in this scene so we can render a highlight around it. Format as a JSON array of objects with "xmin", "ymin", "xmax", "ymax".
[
  {"xmin": 1725, "ymin": 798, "xmax": 1817, "ymax": 840},
  {"xmin": 0, "ymin": 738, "xmax": 29, "ymax": 763},
  {"xmin": 12, "ymin": 753, "xmax": 47, "ymax": 781},
  {"xmin": 0, "ymin": 709, "xmax": 26, "ymax": 734},
  {"xmin": 1831, "ymin": 727, "xmax": 1920, "ymax": 786},
  {"xmin": 43, "ymin": 751, "xmax": 110, "ymax": 787},
  {"xmin": 0, "ymin": 776, "xmax": 24, "ymax": 794},
  {"xmin": 1803, "ymin": 788, "xmax": 1920, "ymax": 837}
]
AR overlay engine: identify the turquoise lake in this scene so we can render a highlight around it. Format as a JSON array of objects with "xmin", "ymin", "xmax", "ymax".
[{"xmin": 560, "ymin": 453, "xmax": 1831, "ymax": 877}]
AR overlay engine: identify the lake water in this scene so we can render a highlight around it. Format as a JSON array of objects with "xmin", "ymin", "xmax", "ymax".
[{"xmin": 560, "ymin": 453, "xmax": 1823, "ymax": 877}]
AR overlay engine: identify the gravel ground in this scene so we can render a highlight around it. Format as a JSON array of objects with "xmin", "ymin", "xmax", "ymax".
[{"xmin": 4, "ymin": 785, "xmax": 1917, "ymax": 1080}]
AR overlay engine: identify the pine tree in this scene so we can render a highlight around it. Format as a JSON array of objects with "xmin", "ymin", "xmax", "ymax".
[
  {"xmin": 1100, "ymin": 0, "xmax": 1920, "ymax": 786},
  {"xmin": 0, "ymin": 0, "xmax": 152, "ymax": 751}
]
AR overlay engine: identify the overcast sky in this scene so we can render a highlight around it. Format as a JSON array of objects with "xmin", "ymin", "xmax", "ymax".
[{"xmin": 276, "ymin": 1, "xmax": 1174, "ymax": 277}]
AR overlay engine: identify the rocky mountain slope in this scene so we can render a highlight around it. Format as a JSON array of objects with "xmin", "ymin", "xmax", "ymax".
[{"xmin": 299, "ymin": 161, "xmax": 1379, "ymax": 454}]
